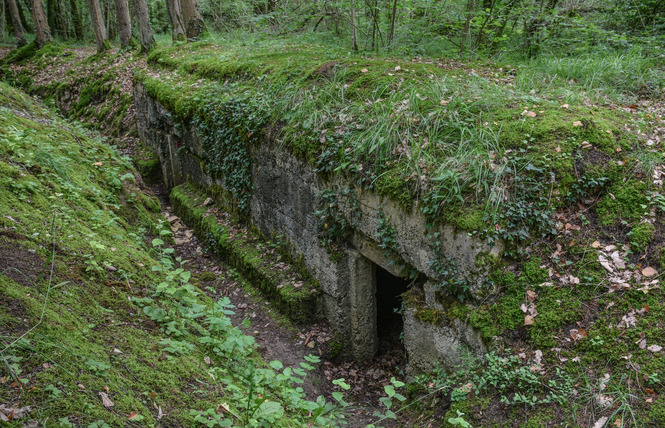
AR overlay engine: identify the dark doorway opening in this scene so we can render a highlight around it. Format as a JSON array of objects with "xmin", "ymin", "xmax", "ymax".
[{"xmin": 375, "ymin": 266, "xmax": 410, "ymax": 352}]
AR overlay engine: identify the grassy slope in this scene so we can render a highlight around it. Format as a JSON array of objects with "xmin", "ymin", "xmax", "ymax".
[{"xmin": 0, "ymin": 82, "xmax": 344, "ymax": 427}]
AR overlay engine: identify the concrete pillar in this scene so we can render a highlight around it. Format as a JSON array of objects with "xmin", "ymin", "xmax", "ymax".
[{"xmin": 348, "ymin": 249, "xmax": 378, "ymax": 361}]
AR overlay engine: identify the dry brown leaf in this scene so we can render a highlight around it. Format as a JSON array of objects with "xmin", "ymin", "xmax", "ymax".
[
  {"xmin": 642, "ymin": 267, "xmax": 658, "ymax": 277},
  {"xmin": 561, "ymin": 103, "xmax": 570, "ymax": 109},
  {"xmin": 526, "ymin": 111, "xmax": 537, "ymax": 117},
  {"xmin": 593, "ymin": 416, "xmax": 609, "ymax": 428},
  {"xmin": 128, "ymin": 411, "xmax": 139, "ymax": 420},
  {"xmin": 524, "ymin": 315, "xmax": 535, "ymax": 326},
  {"xmin": 99, "ymin": 392, "xmax": 114, "ymax": 408},
  {"xmin": 360, "ymin": 68, "xmax": 369, "ymax": 73},
  {"xmin": 573, "ymin": 121, "xmax": 583, "ymax": 127},
  {"xmin": 648, "ymin": 344, "xmax": 663, "ymax": 353},
  {"xmin": 591, "ymin": 241, "xmax": 601, "ymax": 248}
]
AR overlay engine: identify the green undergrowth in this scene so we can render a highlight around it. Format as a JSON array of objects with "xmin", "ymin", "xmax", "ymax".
[
  {"xmin": 137, "ymin": 39, "xmax": 655, "ymax": 250},
  {"xmin": 1, "ymin": 43, "xmax": 140, "ymax": 139},
  {"xmin": 0, "ymin": 82, "xmax": 348, "ymax": 427},
  {"xmin": 170, "ymin": 183, "xmax": 319, "ymax": 324}
]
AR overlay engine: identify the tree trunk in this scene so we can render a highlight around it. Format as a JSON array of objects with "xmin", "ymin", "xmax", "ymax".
[
  {"xmin": 55, "ymin": 0, "xmax": 67, "ymax": 39},
  {"xmin": 113, "ymin": 0, "xmax": 130, "ymax": 47},
  {"xmin": 132, "ymin": 0, "xmax": 154, "ymax": 52},
  {"xmin": 180, "ymin": 0, "xmax": 203, "ymax": 40},
  {"xmin": 86, "ymin": 0, "xmax": 110, "ymax": 52},
  {"xmin": 17, "ymin": 0, "xmax": 31, "ymax": 32},
  {"xmin": 6, "ymin": 0, "xmax": 27, "ymax": 45},
  {"xmin": 31, "ymin": 0, "xmax": 53, "ymax": 47},
  {"xmin": 349, "ymin": 0, "xmax": 357, "ymax": 51},
  {"xmin": 460, "ymin": 0, "xmax": 474, "ymax": 55},
  {"xmin": 47, "ymin": 0, "xmax": 55, "ymax": 35},
  {"xmin": 1, "ymin": 0, "xmax": 6, "ymax": 42},
  {"xmin": 388, "ymin": 0, "xmax": 397, "ymax": 44},
  {"xmin": 165, "ymin": 0, "xmax": 184, "ymax": 42},
  {"xmin": 69, "ymin": 0, "xmax": 83, "ymax": 40}
]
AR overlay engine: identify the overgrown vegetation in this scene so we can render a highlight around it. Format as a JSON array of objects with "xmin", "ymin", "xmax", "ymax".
[{"xmin": 0, "ymin": 82, "xmax": 350, "ymax": 426}]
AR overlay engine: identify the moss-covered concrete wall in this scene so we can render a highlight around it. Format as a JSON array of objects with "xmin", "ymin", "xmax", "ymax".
[{"xmin": 134, "ymin": 80, "xmax": 496, "ymax": 368}]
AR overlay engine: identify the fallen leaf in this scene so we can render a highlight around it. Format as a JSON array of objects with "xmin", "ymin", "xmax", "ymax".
[
  {"xmin": 0, "ymin": 405, "xmax": 31, "ymax": 420},
  {"xmin": 593, "ymin": 417, "xmax": 609, "ymax": 428},
  {"xmin": 648, "ymin": 345, "xmax": 663, "ymax": 353},
  {"xmin": 591, "ymin": 241, "xmax": 601, "ymax": 248},
  {"xmin": 642, "ymin": 267, "xmax": 658, "ymax": 277},
  {"xmin": 573, "ymin": 121, "xmax": 583, "ymax": 127},
  {"xmin": 614, "ymin": 416, "xmax": 622, "ymax": 427},
  {"xmin": 394, "ymin": 66, "xmax": 401, "ymax": 71},
  {"xmin": 360, "ymin": 68, "xmax": 368, "ymax": 73},
  {"xmin": 524, "ymin": 315, "xmax": 535, "ymax": 326},
  {"xmin": 99, "ymin": 392, "xmax": 114, "ymax": 408},
  {"xmin": 93, "ymin": 162, "xmax": 103, "ymax": 166},
  {"xmin": 561, "ymin": 103, "xmax": 570, "ymax": 109},
  {"xmin": 526, "ymin": 111, "xmax": 537, "ymax": 117},
  {"xmin": 128, "ymin": 411, "xmax": 138, "ymax": 420}
]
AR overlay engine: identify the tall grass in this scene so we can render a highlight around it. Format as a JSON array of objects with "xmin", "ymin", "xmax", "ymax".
[{"xmin": 514, "ymin": 49, "xmax": 665, "ymax": 101}]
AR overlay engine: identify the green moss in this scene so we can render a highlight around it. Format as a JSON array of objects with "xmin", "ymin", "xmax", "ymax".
[
  {"xmin": 134, "ymin": 155, "xmax": 162, "ymax": 184},
  {"xmin": 628, "ymin": 222, "xmax": 655, "ymax": 253},
  {"xmin": 414, "ymin": 307, "xmax": 443, "ymax": 324},
  {"xmin": 596, "ymin": 180, "xmax": 647, "ymax": 226},
  {"xmin": 2, "ymin": 41, "xmax": 39, "ymax": 64},
  {"xmin": 199, "ymin": 271, "xmax": 216, "ymax": 281},
  {"xmin": 170, "ymin": 184, "xmax": 318, "ymax": 323},
  {"xmin": 522, "ymin": 257, "xmax": 548, "ymax": 284}
]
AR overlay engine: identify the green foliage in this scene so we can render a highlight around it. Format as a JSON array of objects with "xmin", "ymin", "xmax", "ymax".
[
  {"xmin": 314, "ymin": 189, "xmax": 352, "ymax": 251},
  {"xmin": 596, "ymin": 180, "xmax": 648, "ymax": 226},
  {"xmin": 0, "ymin": 83, "xmax": 347, "ymax": 427},
  {"xmin": 628, "ymin": 222, "xmax": 655, "ymax": 253}
]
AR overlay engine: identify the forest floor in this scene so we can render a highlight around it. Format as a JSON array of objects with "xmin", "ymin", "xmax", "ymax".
[{"xmin": 2, "ymin": 40, "xmax": 665, "ymax": 427}]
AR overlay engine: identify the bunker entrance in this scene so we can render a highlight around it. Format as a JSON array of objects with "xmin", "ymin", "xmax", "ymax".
[{"xmin": 375, "ymin": 266, "xmax": 410, "ymax": 351}]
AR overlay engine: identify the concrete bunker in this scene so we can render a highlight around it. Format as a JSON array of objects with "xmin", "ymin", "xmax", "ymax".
[{"xmin": 134, "ymin": 81, "xmax": 498, "ymax": 372}]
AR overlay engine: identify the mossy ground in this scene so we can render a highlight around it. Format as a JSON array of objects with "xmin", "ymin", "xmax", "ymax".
[
  {"xmin": 0, "ymin": 81, "xmax": 220, "ymax": 425},
  {"xmin": 0, "ymin": 83, "xmax": 342, "ymax": 427}
]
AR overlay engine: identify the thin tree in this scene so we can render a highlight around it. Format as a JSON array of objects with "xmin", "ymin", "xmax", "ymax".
[
  {"xmin": 6, "ymin": 0, "xmax": 27, "ymax": 46},
  {"xmin": 165, "ymin": 0, "xmax": 185, "ymax": 42},
  {"xmin": 114, "ymin": 0, "xmax": 131, "ymax": 48},
  {"xmin": 17, "ymin": 0, "xmax": 31, "ymax": 32},
  {"xmin": 388, "ymin": 0, "xmax": 397, "ymax": 44},
  {"xmin": 180, "ymin": 0, "xmax": 203, "ymax": 40},
  {"xmin": 69, "ymin": 0, "xmax": 83, "ymax": 40},
  {"xmin": 350, "ymin": 0, "xmax": 358, "ymax": 51},
  {"xmin": 1, "ymin": 0, "xmax": 5, "ymax": 42},
  {"xmin": 31, "ymin": 0, "xmax": 53, "ymax": 47},
  {"xmin": 132, "ymin": 0, "xmax": 154, "ymax": 52},
  {"xmin": 87, "ymin": 0, "xmax": 110, "ymax": 52}
]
